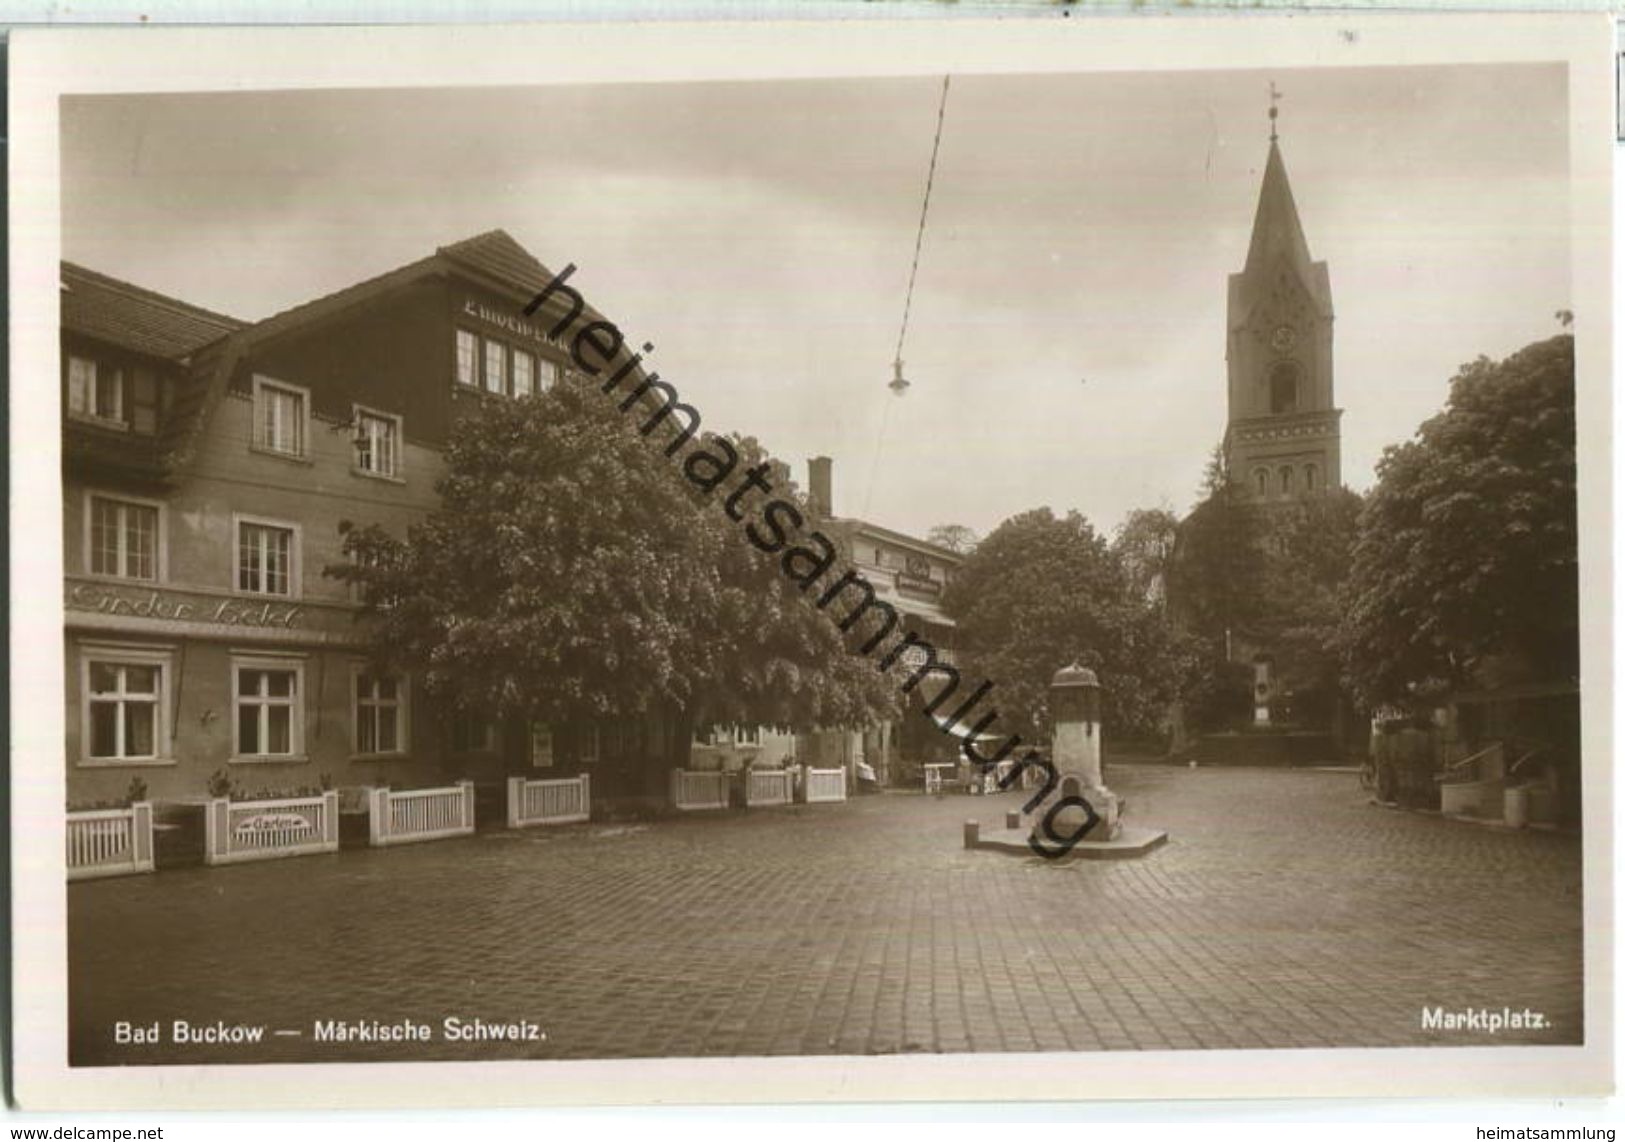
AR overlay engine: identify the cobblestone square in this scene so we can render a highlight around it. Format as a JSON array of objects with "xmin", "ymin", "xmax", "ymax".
[{"xmin": 68, "ymin": 765, "xmax": 1584, "ymax": 1065}]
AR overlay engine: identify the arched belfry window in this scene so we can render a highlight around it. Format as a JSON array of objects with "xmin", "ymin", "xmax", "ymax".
[
  {"xmin": 1279, "ymin": 465, "xmax": 1294, "ymax": 496},
  {"xmin": 1269, "ymin": 361, "xmax": 1300, "ymax": 415},
  {"xmin": 1304, "ymin": 463, "xmax": 1318, "ymax": 492},
  {"xmin": 1254, "ymin": 468, "xmax": 1269, "ymax": 498}
]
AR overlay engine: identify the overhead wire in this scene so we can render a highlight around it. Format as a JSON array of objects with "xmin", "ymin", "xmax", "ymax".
[{"xmin": 863, "ymin": 74, "xmax": 951, "ymax": 520}]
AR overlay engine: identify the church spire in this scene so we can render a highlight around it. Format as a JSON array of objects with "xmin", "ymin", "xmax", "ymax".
[
  {"xmin": 1223, "ymin": 85, "xmax": 1341, "ymax": 502},
  {"xmin": 1243, "ymin": 99, "xmax": 1316, "ymax": 281}
]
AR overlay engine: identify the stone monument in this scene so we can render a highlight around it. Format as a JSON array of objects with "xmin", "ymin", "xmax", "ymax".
[
  {"xmin": 1040, "ymin": 662, "xmax": 1122, "ymax": 843},
  {"xmin": 962, "ymin": 661, "xmax": 1167, "ymax": 861}
]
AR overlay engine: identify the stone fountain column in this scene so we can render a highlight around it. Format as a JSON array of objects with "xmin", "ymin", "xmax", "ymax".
[{"xmin": 1037, "ymin": 662, "xmax": 1122, "ymax": 843}]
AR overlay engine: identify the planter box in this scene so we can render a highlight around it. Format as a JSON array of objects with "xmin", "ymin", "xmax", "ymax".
[
  {"xmin": 67, "ymin": 802, "xmax": 155, "ymax": 881},
  {"xmin": 802, "ymin": 766, "xmax": 847, "ymax": 804},
  {"xmin": 670, "ymin": 768, "xmax": 728, "ymax": 811},
  {"xmin": 204, "ymin": 791, "xmax": 340, "ymax": 866},
  {"xmin": 507, "ymin": 774, "xmax": 591, "ymax": 827},
  {"xmin": 744, "ymin": 768, "xmax": 795, "ymax": 807},
  {"xmin": 369, "ymin": 782, "xmax": 475, "ymax": 846}
]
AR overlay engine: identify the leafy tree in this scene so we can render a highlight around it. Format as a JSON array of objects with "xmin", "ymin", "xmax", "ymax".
[
  {"xmin": 1259, "ymin": 487, "xmax": 1364, "ymax": 721},
  {"xmin": 1111, "ymin": 507, "xmax": 1180, "ymax": 609},
  {"xmin": 1340, "ymin": 335, "xmax": 1577, "ymax": 706},
  {"xmin": 942, "ymin": 507, "xmax": 1191, "ymax": 741},
  {"xmin": 332, "ymin": 380, "xmax": 899, "ymax": 746},
  {"xmin": 1165, "ymin": 449, "xmax": 1268, "ymax": 643},
  {"xmin": 926, "ymin": 523, "xmax": 980, "ymax": 554},
  {"xmin": 1165, "ymin": 443, "xmax": 1361, "ymax": 732}
]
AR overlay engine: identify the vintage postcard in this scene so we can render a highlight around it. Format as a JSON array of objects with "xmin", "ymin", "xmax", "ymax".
[{"xmin": 9, "ymin": 15, "xmax": 1615, "ymax": 1109}]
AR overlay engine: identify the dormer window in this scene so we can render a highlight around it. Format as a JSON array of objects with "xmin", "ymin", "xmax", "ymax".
[
  {"xmin": 67, "ymin": 356, "xmax": 123, "ymax": 426},
  {"xmin": 66, "ymin": 355, "xmax": 164, "ymax": 435}
]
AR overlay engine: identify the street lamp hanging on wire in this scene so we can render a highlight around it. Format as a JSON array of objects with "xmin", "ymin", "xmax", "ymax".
[{"xmin": 890, "ymin": 74, "xmax": 951, "ymax": 396}]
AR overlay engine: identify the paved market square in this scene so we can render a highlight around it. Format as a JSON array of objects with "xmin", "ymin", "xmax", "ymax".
[{"xmin": 68, "ymin": 765, "xmax": 1584, "ymax": 1065}]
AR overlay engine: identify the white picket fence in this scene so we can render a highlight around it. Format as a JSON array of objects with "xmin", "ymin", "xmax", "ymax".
[
  {"xmin": 205, "ymin": 791, "xmax": 340, "ymax": 866},
  {"xmin": 671, "ymin": 768, "xmax": 729, "ymax": 811},
  {"xmin": 507, "ymin": 773, "xmax": 591, "ymax": 828},
  {"xmin": 67, "ymin": 802, "xmax": 156, "ymax": 881},
  {"xmin": 744, "ymin": 768, "xmax": 795, "ymax": 807},
  {"xmin": 803, "ymin": 766, "xmax": 847, "ymax": 803},
  {"xmin": 369, "ymin": 782, "xmax": 475, "ymax": 846}
]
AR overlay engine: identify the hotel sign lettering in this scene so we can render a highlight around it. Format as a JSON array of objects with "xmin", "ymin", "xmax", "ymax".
[
  {"xmin": 461, "ymin": 298, "xmax": 558, "ymax": 346},
  {"xmin": 895, "ymin": 562, "xmax": 943, "ymax": 599},
  {"xmin": 68, "ymin": 583, "xmax": 305, "ymax": 630}
]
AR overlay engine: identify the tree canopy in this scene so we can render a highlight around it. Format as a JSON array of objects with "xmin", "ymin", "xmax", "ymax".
[
  {"xmin": 1163, "ymin": 442, "xmax": 1362, "ymax": 731},
  {"xmin": 1111, "ymin": 507, "xmax": 1180, "ymax": 609},
  {"xmin": 926, "ymin": 523, "xmax": 980, "ymax": 554},
  {"xmin": 332, "ymin": 381, "xmax": 900, "ymax": 732},
  {"xmin": 942, "ymin": 507, "xmax": 1196, "ymax": 740},
  {"xmin": 1340, "ymin": 335, "xmax": 1577, "ymax": 705}
]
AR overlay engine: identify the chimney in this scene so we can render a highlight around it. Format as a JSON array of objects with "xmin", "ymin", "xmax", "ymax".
[{"xmin": 808, "ymin": 456, "xmax": 833, "ymax": 519}]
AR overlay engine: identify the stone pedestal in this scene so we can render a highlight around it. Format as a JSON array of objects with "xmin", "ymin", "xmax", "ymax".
[
  {"xmin": 1028, "ymin": 663, "xmax": 1123, "ymax": 845},
  {"xmin": 965, "ymin": 661, "xmax": 1167, "ymax": 862}
]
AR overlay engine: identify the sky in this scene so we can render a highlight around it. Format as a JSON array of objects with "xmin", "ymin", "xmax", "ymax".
[{"xmin": 61, "ymin": 62, "xmax": 1571, "ymax": 541}]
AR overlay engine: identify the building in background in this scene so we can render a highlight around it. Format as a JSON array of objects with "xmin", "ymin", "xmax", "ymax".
[{"xmin": 798, "ymin": 456, "xmax": 964, "ymax": 786}]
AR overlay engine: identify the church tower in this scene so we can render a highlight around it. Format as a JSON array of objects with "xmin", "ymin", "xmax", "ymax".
[{"xmin": 1224, "ymin": 96, "xmax": 1342, "ymax": 502}]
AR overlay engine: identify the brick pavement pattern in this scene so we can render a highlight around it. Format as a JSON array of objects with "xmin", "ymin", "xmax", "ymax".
[{"xmin": 68, "ymin": 766, "xmax": 1584, "ymax": 1064}]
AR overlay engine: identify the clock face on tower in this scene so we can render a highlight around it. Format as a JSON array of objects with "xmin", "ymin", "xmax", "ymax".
[{"xmin": 1270, "ymin": 325, "xmax": 1298, "ymax": 354}]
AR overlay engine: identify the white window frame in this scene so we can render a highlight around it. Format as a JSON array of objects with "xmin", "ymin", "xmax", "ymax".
[
  {"xmin": 352, "ymin": 403, "xmax": 403, "ymax": 481},
  {"xmin": 82, "ymin": 490, "xmax": 166, "ymax": 583},
  {"xmin": 230, "ymin": 653, "xmax": 307, "ymax": 764},
  {"xmin": 351, "ymin": 666, "xmax": 410, "ymax": 759},
  {"xmin": 529, "ymin": 722, "xmax": 555, "ymax": 769},
  {"xmin": 67, "ymin": 354, "xmax": 127, "ymax": 428},
  {"xmin": 735, "ymin": 724, "xmax": 763, "ymax": 747},
  {"xmin": 512, "ymin": 350, "xmax": 536, "ymax": 398},
  {"xmin": 535, "ymin": 355, "xmax": 560, "ymax": 394},
  {"xmin": 483, "ymin": 338, "xmax": 508, "ymax": 396},
  {"xmin": 454, "ymin": 328, "xmax": 480, "ymax": 388},
  {"xmin": 78, "ymin": 643, "xmax": 175, "ymax": 767},
  {"xmin": 233, "ymin": 514, "xmax": 302, "ymax": 598},
  {"xmin": 251, "ymin": 374, "xmax": 311, "ymax": 460}
]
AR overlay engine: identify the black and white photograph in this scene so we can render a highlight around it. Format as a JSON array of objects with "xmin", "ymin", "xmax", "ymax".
[{"xmin": 9, "ymin": 16, "xmax": 1615, "ymax": 1109}]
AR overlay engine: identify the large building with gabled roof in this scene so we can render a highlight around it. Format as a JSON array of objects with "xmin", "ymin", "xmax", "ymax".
[{"xmin": 62, "ymin": 230, "xmax": 667, "ymax": 811}]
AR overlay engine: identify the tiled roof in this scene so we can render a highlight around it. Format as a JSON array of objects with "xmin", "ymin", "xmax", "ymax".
[
  {"xmin": 436, "ymin": 229, "xmax": 558, "ymax": 298},
  {"xmin": 61, "ymin": 262, "xmax": 245, "ymax": 361},
  {"xmin": 69, "ymin": 230, "xmax": 599, "ymax": 478}
]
